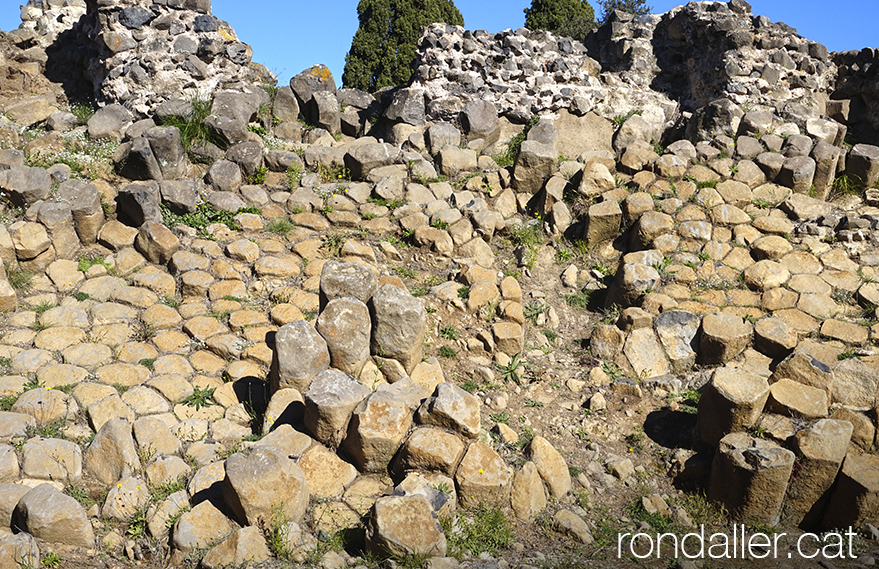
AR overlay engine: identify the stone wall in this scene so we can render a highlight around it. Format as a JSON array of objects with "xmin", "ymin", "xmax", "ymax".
[
  {"xmin": 7, "ymin": 0, "xmax": 273, "ymax": 116},
  {"xmin": 412, "ymin": 23, "xmax": 678, "ymax": 133},
  {"xmin": 18, "ymin": 0, "xmax": 87, "ymax": 48},
  {"xmin": 412, "ymin": 0, "xmax": 840, "ymax": 147},
  {"xmin": 832, "ymin": 48, "xmax": 879, "ymax": 145},
  {"xmin": 584, "ymin": 1, "xmax": 836, "ymax": 115}
]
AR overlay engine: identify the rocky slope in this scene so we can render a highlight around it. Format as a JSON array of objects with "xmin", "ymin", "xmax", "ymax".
[{"xmin": 0, "ymin": 1, "xmax": 879, "ymax": 568}]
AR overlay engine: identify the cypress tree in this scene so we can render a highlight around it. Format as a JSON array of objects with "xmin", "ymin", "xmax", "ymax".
[
  {"xmin": 343, "ymin": 0, "xmax": 465, "ymax": 92},
  {"xmin": 523, "ymin": 0, "xmax": 597, "ymax": 42},
  {"xmin": 597, "ymin": 0, "xmax": 652, "ymax": 24}
]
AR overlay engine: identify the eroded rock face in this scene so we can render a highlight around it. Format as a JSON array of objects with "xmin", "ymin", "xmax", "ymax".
[{"xmin": 5, "ymin": 1, "xmax": 879, "ymax": 566}]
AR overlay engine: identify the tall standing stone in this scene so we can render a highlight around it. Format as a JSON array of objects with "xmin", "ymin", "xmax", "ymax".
[
  {"xmin": 370, "ymin": 284, "xmax": 426, "ymax": 374},
  {"xmin": 708, "ymin": 433, "xmax": 795, "ymax": 526},
  {"xmin": 783, "ymin": 419, "xmax": 852, "ymax": 528},
  {"xmin": 697, "ymin": 367, "xmax": 770, "ymax": 445},
  {"xmin": 316, "ymin": 297, "xmax": 371, "ymax": 377},
  {"xmin": 822, "ymin": 452, "xmax": 879, "ymax": 530},
  {"xmin": 269, "ymin": 321, "xmax": 330, "ymax": 394},
  {"xmin": 84, "ymin": 418, "xmax": 141, "ymax": 486},
  {"xmin": 303, "ymin": 369, "xmax": 372, "ymax": 448}
]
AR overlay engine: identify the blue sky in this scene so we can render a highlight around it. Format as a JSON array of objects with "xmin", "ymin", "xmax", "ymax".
[{"xmin": 2, "ymin": 1, "xmax": 877, "ymax": 87}]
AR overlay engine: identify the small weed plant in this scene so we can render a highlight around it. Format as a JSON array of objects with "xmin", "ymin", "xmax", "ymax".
[
  {"xmin": 439, "ymin": 325, "xmax": 459, "ymax": 340},
  {"xmin": 496, "ymin": 352, "xmax": 528, "ymax": 386},
  {"xmin": 182, "ymin": 386, "xmax": 216, "ymax": 410},
  {"xmin": 6, "ymin": 263, "xmax": 33, "ymax": 292},
  {"xmin": 524, "ymin": 301, "xmax": 548, "ymax": 325},
  {"xmin": 438, "ymin": 345, "xmax": 457, "ymax": 359}
]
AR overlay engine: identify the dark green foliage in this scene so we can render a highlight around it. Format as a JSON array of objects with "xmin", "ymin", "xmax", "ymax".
[
  {"xmin": 598, "ymin": 0, "xmax": 652, "ymax": 24},
  {"xmin": 343, "ymin": 0, "xmax": 465, "ymax": 92},
  {"xmin": 524, "ymin": 0, "xmax": 597, "ymax": 41}
]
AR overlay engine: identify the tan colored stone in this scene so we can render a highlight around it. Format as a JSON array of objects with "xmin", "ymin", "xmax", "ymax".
[
  {"xmin": 766, "ymin": 378, "xmax": 829, "ymax": 419},
  {"xmin": 832, "ymin": 358, "xmax": 879, "ymax": 409},
  {"xmin": 822, "ymin": 453, "xmax": 879, "ymax": 530},
  {"xmin": 584, "ymin": 200, "xmax": 622, "ymax": 245},
  {"xmin": 753, "ymin": 317, "xmax": 798, "ymax": 358},
  {"xmin": 751, "ymin": 235, "xmax": 793, "ymax": 261},
  {"xmin": 526, "ymin": 436, "xmax": 570, "ymax": 499},
  {"xmin": 699, "ymin": 313, "xmax": 753, "ymax": 365},
  {"xmin": 492, "ymin": 321, "xmax": 523, "ymax": 356},
  {"xmin": 744, "ymin": 260, "xmax": 790, "ymax": 290},
  {"xmin": 797, "ymin": 293, "xmax": 840, "ymax": 320},
  {"xmin": 12, "ymin": 388, "xmax": 70, "ymax": 425},
  {"xmin": 96, "ymin": 363, "xmax": 149, "ymax": 387},
  {"xmin": 784, "ymin": 419, "xmax": 853, "ymax": 527},
  {"xmin": 697, "ymin": 367, "xmax": 770, "ymax": 445},
  {"xmin": 171, "ymin": 500, "xmax": 236, "ymax": 554},
  {"xmin": 771, "ymin": 351, "xmax": 834, "ymax": 393},
  {"xmin": 299, "ymin": 444, "xmax": 358, "ymax": 498},
  {"xmin": 821, "ymin": 319, "xmax": 868, "ymax": 345},
  {"xmin": 623, "ymin": 328, "xmax": 670, "ymax": 379},
  {"xmin": 12, "ymin": 485, "xmax": 94, "ymax": 548},
  {"xmin": 366, "ymin": 495, "xmax": 447, "ymax": 558},
  {"xmin": 553, "ymin": 509, "xmax": 593, "ymax": 544},
  {"xmin": 510, "ymin": 461, "xmax": 547, "ymax": 521},
  {"xmin": 222, "ymin": 446, "xmax": 309, "ymax": 526},
  {"xmin": 395, "ymin": 427, "xmax": 466, "ymax": 476},
  {"xmin": 201, "ymin": 526, "xmax": 271, "ymax": 569},
  {"xmin": 500, "ymin": 276, "xmax": 522, "ymax": 302},
  {"xmin": 774, "ymin": 308, "xmax": 820, "ymax": 335},
  {"xmin": 343, "ymin": 391, "xmax": 412, "ymax": 472},
  {"xmin": 454, "ymin": 442, "xmax": 512, "ymax": 508},
  {"xmin": 131, "ymin": 272, "xmax": 176, "ymax": 298},
  {"xmin": 708, "ymin": 433, "xmax": 795, "ymax": 526}
]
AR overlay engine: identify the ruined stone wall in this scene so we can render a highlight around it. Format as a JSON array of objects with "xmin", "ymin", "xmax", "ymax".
[
  {"xmin": 585, "ymin": 1, "xmax": 837, "ymax": 115},
  {"xmin": 412, "ymin": 23, "xmax": 679, "ymax": 140},
  {"xmin": 9, "ymin": 0, "xmax": 273, "ymax": 116},
  {"xmin": 410, "ymin": 1, "xmax": 839, "ymax": 146},
  {"xmin": 831, "ymin": 48, "xmax": 879, "ymax": 145},
  {"xmin": 18, "ymin": 0, "xmax": 88, "ymax": 48},
  {"xmin": 84, "ymin": 0, "xmax": 273, "ymax": 116}
]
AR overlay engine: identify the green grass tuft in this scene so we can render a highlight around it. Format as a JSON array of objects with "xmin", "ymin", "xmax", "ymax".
[
  {"xmin": 266, "ymin": 217, "xmax": 296, "ymax": 236},
  {"xmin": 5, "ymin": 263, "xmax": 33, "ymax": 292},
  {"xmin": 442, "ymin": 505, "xmax": 514, "ymax": 559},
  {"xmin": 438, "ymin": 345, "xmax": 457, "ymax": 359}
]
